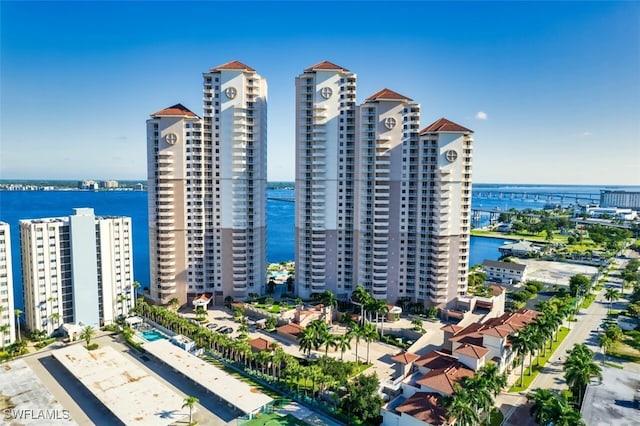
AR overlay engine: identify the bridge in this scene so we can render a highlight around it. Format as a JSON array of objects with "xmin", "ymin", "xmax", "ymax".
[{"xmin": 472, "ymin": 190, "xmax": 599, "ymax": 204}]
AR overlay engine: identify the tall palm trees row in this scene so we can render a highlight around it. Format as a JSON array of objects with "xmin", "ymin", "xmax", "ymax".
[
  {"xmin": 299, "ymin": 319, "xmax": 379, "ymax": 364},
  {"xmin": 509, "ymin": 296, "xmax": 572, "ymax": 388},
  {"xmin": 133, "ymin": 300, "xmax": 366, "ymax": 415},
  {"xmin": 443, "ymin": 362, "xmax": 507, "ymax": 426},
  {"xmin": 564, "ymin": 343, "xmax": 602, "ymax": 407},
  {"xmin": 527, "ymin": 388, "xmax": 584, "ymax": 426}
]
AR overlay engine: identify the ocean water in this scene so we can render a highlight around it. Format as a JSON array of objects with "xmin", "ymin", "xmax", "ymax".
[{"xmin": 2, "ymin": 183, "xmax": 638, "ymax": 310}]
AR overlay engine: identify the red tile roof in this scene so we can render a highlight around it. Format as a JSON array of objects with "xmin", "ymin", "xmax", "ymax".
[
  {"xmin": 416, "ymin": 363, "xmax": 475, "ymax": 395},
  {"xmin": 454, "ymin": 343, "xmax": 490, "ymax": 359},
  {"xmin": 414, "ymin": 350, "xmax": 459, "ymax": 370},
  {"xmin": 419, "ymin": 118, "xmax": 472, "ymax": 134},
  {"xmin": 192, "ymin": 294, "xmax": 210, "ymax": 303},
  {"xmin": 210, "ymin": 60, "xmax": 255, "ymax": 72},
  {"xmin": 249, "ymin": 337, "xmax": 275, "ymax": 352},
  {"xmin": 449, "ymin": 309, "xmax": 540, "ymax": 344},
  {"xmin": 440, "ymin": 324, "xmax": 464, "ymax": 334},
  {"xmin": 304, "ymin": 60, "xmax": 350, "ymax": 72},
  {"xmin": 151, "ymin": 103, "xmax": 198, "ymax": 118},
  {"xmin": 392, "ymin": 351, "xmax": 420, "ymax": 364},
  {"xmin": 395, "ymin": 392, "xmax": 451, "ymax": 425},
  {"xmin": 366, "ymin": 88, "xmax": 413, "ymax": 102},
  {"xmin": 277, "ymin": 323, "xmax": 304, "ymax": 337}
]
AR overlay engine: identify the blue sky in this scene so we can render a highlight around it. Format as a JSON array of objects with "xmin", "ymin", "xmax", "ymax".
[{"xmin": 1, "ymin": 1, "xmax": 638, "ymax": 185}]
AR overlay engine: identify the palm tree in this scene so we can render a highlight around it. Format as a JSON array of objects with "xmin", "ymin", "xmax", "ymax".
[
  {"xmin": 604, "ymin": 287, "xmax": 620, "ymax": 314},
  {"xmin": 361, "ymin": 322, "xmax": 378, "ymax": 364},
  {"xmin": 50, "ymin": 312, "xmax": 60, "ymax": 330},
  {"xmin": 182, "ymin": 395, "xmax": 199, "ymax": 425},
  {"xmin": 509, "ymin": 328, "xmax": 534, "ymax": 387},
  {"xmin": 477, "ymin": 363, "xmax": 507, "ymax": 397},
  {"xmin": 14, "ymin": 309, "xmax": 23, "ymax": 341},
  {"xmin": 169, "ymin": 297, "xmax": 180, "ymax": 311},
  {"xmin": 298, "ymin": 327, "xmax": 317, "ymax": 358},
  {"xmin": 79, "ymin": 325, "xmax": 95, "ymax": 348},
  {"xmin": 598, "ymin": 334, "xmax": 612, "ymax": 365},
  {"xmin": 527, "ymin": 388, "xmax": 559, "ymax": 426},
  {"xmin": 564, "ymin": 343, "xmax": 602, "ymax": 405},
  {"xmin": 0, "ymin": 324, "xmax": 9, "ymax": 350},
  {"xmin": 411, "ymin": 317, "xmax": 425, "ymax": 333},
  {"xmin": 373, "ymin": 299, "xmax": 389, "ymax": 337},
  {"xmin": 336, "ymin": 332, "xmax": 352, "ymax": 361},
  {"xmin": 443, "ymin": 385, "xmax": 480, "ymax": 426},
  {"xmin": 461, "ymin": 376, "xmax": 493, "ymax": 420},
  {"xmin": 320, "ymin": 290, "xmax": 338, "ymax": 325},
  {"xmin": 352, "ymin": 324, "xmax": 363, "ymax": 364},
  {"xmin": 322, "ymin": 332, "xmax": 337, "ymax": 356},
  {"xmin": 351, "ymin": 286, "xmax": 372, "ymax": 325},
  {"xmin": 132, "ymin": 281, "xmax": 141, "ymax": 298}
]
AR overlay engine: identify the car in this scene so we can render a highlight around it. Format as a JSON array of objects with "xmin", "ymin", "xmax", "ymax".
[
  {"xmin": 206, "ymin": 323, "xmax": 218, "ymax": 330},
  {"xmin": 188, "ymin": 318, "xmax": 200, "ymax": 326},
  {"xmin": 215, "ymin": 325, "xmax": 227, "ymax": 333},
  {"xmin": 222, "ymin": 327, "xmax": 234, "ymax": 334}
]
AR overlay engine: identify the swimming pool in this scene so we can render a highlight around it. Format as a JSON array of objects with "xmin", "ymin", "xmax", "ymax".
[{"xmin": 141, "ymin": 329, "xmax": 168, "ymax": 342}]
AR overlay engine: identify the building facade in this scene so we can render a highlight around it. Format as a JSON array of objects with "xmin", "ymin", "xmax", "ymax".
[
  {"xmin": 294, "ymin": 61, "xmax": 357, "ymax": 300},
  {"xmin": 147, "ymin": 104, "xmax": 202, "ymax": 305},
  {"xmin": 600, "ymin": 190, "xmax": 640, "ymax": 211},
  {"xmin": 20, "ymin": 208, "xmax": 134, "ymax": 335},
  {"xmin": 0, "ymin": 222, "xmax": 16, "ymax": 346},
  {"xmin": 295, "ymin": 62, "xmax": 474, "ymax": 308},
  {"xmin": 148, "ymin": 61, "xmax": 267, "ymax": 306}
]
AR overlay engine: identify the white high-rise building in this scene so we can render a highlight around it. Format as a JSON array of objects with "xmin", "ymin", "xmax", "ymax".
[
  {"xmin": 147, "ymin": 104, "xmax": 202, "ymax": 305},
  {"xmin": 202, "ymin": 61, "xmax": 267, "ymax": 303},
  {"xmin": 354, "ymin": 89, "xmax": 421, "ymax": 301},
  {"xmin": 148, "ymin": 61, "xmax": 267, "ymax": 306},
  {"xmin": 0, "ymin": 222, "xmax": 16, "ymax": 346},
  {"xmin": 20, "ymin": 208, "xmax": 134, "ymax": 335},
  {"xmin": 295, "ymin": 61, "xmax": 357, "ymax": 300},
  {"xmin": 294, "ymin": 63, "xmax": 474, "ymax": 308}
]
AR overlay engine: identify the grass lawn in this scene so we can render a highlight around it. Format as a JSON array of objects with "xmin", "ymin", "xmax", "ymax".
[
  {"xmin": 509, "ymin": 327, "xmax": 570, "ymax": 392},
  {"xmin": 485, "ymin": 408, "xmax": 504, "ymax": 426},
  {"xmin": 608, "ymin": 331, "xmax": 640, "ymax": 364},
  {"xmin": 242, "ymin": 413, "xmax": 309, "ymax": 426},
  {"xmin": 470, "ymin": 229, "xmax": 568, "ymax": 244}
]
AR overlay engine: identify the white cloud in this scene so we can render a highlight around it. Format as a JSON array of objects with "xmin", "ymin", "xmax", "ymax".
[
  {"xmin": 582, "ymin": 131, "xmax": 592, "ymax": 137},
  {"xmin": 475, "ymin": 111, "xmax": 488, "ymax": 120}
]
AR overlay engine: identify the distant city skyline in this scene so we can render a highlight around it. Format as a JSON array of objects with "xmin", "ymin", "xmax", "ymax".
[{"xmin": 1, "ymin": 1, "xmax": 639, "ymax": 185}]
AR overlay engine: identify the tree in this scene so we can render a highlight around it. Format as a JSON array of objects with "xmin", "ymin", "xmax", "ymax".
[
  {"xmin": 569, "ymin": 274, "xmax": 591, "ymax": 298},
  {"xmin": 351, "ymin": 286, "xmax": 372, "ymax": 325},
  {"xmin": 339, "ymin": 373, "xmax": 383, "ymax": 424},
  {"xmin": 598, "ymin": 334, "xmax": 612, "ymax": 365},
  {"xmin": 564, "ymin": 343, "xmax": 602, "ymax": 405},
  {"xmin": 509, "ymin": 328, "xmax": 535, "ymax": 387},
  {"xmin": 298, "ymin": 327, "xmax": 317, "ymax": 358},
  {"xmin": 411, "ymin": 317, "xmax": 425, "ymax": 333},
  {"xmin": 182, "ymin": 396, "xmax": 199, "ymax": 425},
  {"xmin": 336, "ymin": 332, "xmax": 352, "ymax": 361},
  {"xmin": 320, "ymin": 290, "xmax": 338, "ymax": 325},
  {"xmin": 79, "ymin": 325, "xmax": 95, "ymax": 348},
  {"xmin": 169, "ymin": 297, "xmax": 180, "ymax": 311},
  {"xmin": 132, "ymin": 281, "xmax": 141, "ymax": 298},
  {"xmin": 527, "ymin": 388, "xmax": 560, "ymax": 426},
  {"xmin": 604, "ymin": 288, "xmax": 620, "ymax": 314},
  {"xmin": 443, "ymin": 384, "xmax": 480, "ymax": 426},
  {"xmin": 0, "ymin": 324, "xmax": 9, "ymax": 350},
  {"xmin": 14, "ymin": 309, "xmax": 23, "ymax": 341},
  {"xmin": 361, "ymin": 322, "xmax": 378, "ymax": 364}
]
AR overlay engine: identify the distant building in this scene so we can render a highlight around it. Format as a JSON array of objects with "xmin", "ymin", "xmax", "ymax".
[
  {"xmin": 101, "ymin": 180, "xmax": 119, "ymax": 189},
  {"xmin": 482, "ymin": 259, "xmax": 528, "ymax": 284},
  {"xmin": 78, "ymin": 180, "xmax": 99, "ymax": 190},
  {"xmin": 0, "ymin": 222, "xmax": 16, "ymax": 346},
  {"xmin": 134, "ymin": 183, "xmax": 145, "ymax": 191},
  {"xmin": 600, "ymin": 190, "xmax": 640, "ymax": 211},
  {"xmin": 20, "ymin": 208, "xmax": 134, "ymax": 335},
  {"xmin": 498, "ymin": 240, "xmax": 540, "ymax": 258},
  {"xmin": 585, "ymin": 207, "xmax": 637, "ymax": 221}
]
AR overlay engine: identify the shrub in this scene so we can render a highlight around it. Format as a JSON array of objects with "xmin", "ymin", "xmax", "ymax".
[{"xmin": 87, "ymin": 343, "xmax": 99, "ymax": 351}]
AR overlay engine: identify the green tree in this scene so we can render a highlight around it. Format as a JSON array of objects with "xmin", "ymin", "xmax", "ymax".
[
  {"xmin": 79, "ymin": 325, "xmax": 95, "ymax": 348},
  {"xmin": 443, "ymin": 384, "xmax": 480, "ymax": 426},
  {"xmin": 0, "ymin": 324, "xmax": 9, "ymax": 350},
  {"xmin": 564, "ymin": 343, "xmax": 602, "ymax": 405},
  {"xmin": 320, "ymin": 290, "xmax": 338, "ymax": 325},
  {"xmin": 604, "ymin": 288, "xmax": 620, "ymax": 314},
  {"xmin": 569, "ymin": 274, "xmax": 591, "ymax": 297},
  {"xmin": 598, "ymin": 334, "xmax": 612, "ymax": 365},
  {"xmin": 351, "ymin": 285, "xmax": 372, "ymax": 325},
  {"xmin": 509, "ymin": 328, "xmax": 535, "ymax": 386},
  {"xmin": 527, "ymin": 388, "xmax": 560, "ymax": 426},
  {"xmin": 361, "ymin": 322, "xmax": 378, "ymax": 364},
  {"xmin": 411, "ymin": 317, "xmax": 425, "ymax": 333},
  {"xmin": 336, "ymin": 332, "xmax": 352, "ymax": 361},
  {"xmin": 182, "ymin": 395, "xmax": 199, "ymax": 425},
  {"xmin": 339, "ymin": 373, "xmax": 383, "ymax": 423}
]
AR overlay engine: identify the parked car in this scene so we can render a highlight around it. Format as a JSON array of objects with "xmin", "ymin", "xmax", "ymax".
[
  {"xmin": 206, "ymin": 323, "xmax": 218, "ymax": 330},
  {"xmin": 215, "ymin": 325, "xmax": 227, "ymax": 333}
]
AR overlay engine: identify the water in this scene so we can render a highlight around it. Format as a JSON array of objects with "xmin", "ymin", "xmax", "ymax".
[
  {"xmin": 141, "ymin": 329, "xmax": 168, "ymax": 342},
  {"xmin": 2, "ymin": 183, "xmax": 638, "ymax": 310}
]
